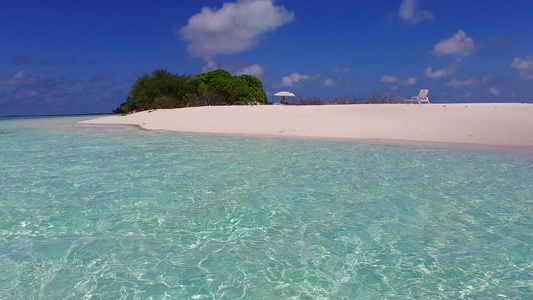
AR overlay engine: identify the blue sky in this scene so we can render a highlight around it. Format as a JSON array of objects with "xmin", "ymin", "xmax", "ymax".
[{"xmin": 1, "ymin": 0, "xmax": 533, "ymax": 115}]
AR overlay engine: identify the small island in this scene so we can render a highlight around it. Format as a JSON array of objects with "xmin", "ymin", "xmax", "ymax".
[{"xmin": 88, "ymin": 69, "xmax": 533, "ymax": 149}]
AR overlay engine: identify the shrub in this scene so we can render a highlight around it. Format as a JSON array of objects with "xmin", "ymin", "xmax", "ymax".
[
  {"xmin": 292, "ymin": 97, "xmax": 324, "ymax": 105},
  {"xmin": 290, "ymin": 96, "xmax": 361, "ymax": 105},
  {"xmin": 366, "ymin": 92, "xmax": 404, "ymax": 104}
]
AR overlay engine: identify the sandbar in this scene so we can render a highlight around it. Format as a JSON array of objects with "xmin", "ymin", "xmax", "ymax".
[{"xmin": 80, "ymin": 103, "xmax": 533, "ymax": 148}]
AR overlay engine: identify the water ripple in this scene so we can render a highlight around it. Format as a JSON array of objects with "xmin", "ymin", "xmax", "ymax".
[{"xmin": 1, "ymin": 117, "xmax": 532, "ymax": 298}]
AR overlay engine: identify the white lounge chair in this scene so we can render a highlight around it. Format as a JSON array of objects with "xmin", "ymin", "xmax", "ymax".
[{"xmin": 406, "ymin": 89, "xmax": 430, "ymax": 104}]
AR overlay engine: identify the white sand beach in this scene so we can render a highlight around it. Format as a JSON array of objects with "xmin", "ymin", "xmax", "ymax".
[{"xmin": 80, "ymin": 103, "xmax": 533, "ymax": 147}]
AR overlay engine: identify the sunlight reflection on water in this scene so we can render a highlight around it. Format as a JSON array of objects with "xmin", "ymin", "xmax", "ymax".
[{"xmin": 1, "ymin": 117, "xmax": 532, "ymax": 299}]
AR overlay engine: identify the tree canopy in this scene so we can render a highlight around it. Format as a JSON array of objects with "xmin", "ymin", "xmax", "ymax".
[{"xmin": 113, "ymin": 69, "xmax": 268, "ymax": 114}]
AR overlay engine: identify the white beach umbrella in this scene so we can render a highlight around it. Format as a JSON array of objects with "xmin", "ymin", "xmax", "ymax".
[
  {"xmin": 274, "ymin": 91, "xmax": 295, "ymax": 104},
  {"xmin": 274, "ymin": 91, "xmax": 295, "ymax": 97}
]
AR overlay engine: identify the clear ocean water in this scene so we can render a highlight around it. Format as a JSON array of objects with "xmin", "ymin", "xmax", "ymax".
[{"xmin": 1, "ymin": 116, "xmax": 532, "ymax": 299}]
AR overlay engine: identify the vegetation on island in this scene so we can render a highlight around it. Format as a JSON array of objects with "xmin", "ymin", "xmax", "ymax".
[
  {"xmin": 113, "ymin": 69, "xmax": 268, "ymax": 114},
  {"xmin": 288, "ymin": 92, "xmax": 405, "ymax": 105},
  {"xmin": 113, "ymin": 69, "xmax": 408, "ymax": 114}
]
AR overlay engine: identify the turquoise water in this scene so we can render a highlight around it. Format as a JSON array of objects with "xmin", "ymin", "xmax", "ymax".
[{"xmin": 1, "ymin": 117, "xmax": 532, "ymax": 299}]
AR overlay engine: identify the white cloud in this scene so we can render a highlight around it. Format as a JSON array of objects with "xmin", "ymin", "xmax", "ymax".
[
  {"xmin": 398, "ymin": 0, "xmax": 434, "ymax": 25},
  {"xmin": 180, "ymin": 0, "xmax": 295, "ymax": 59},
  {"xmin": 425, "ymin": 66, "xmax": 454, "ymax": 78},
  {"xmin": 381, "ymin": 75, "xmax": 417, "ymax": 85},
  {"xmin": 235, "ymin": 64, "xmax": 265, "ymax": 78},
  {"xmin": 489, "ymin": 87, "xmax": 501, "ymax": 96},
  {"xmin": 201, "ymin": 60, "xmax": 265, "ymax": 78},
  {"xmin": 201, "ymin": 60, "xmax": 218, "ymax": 72},
  {"xmin": 0, "ymin": 71, "xmax": 38, "ymax": 86},
  {"xmin": 425, "ymin": 59, "xmax": 463, "ymax": 78},
  {"xmin": 380, "ymin": 75, "xmax": 399, "ymax": 82},
  {"xmin": 281, "ymin": 72, "xmax": 309, "ymax": 86},
  {"xmin": 434, "ymin": 30, "xmax": 475, "ymax": 57},
  {"xmin": 510, "ymin": 56, "xmax": 533, "ymax": 79},
  {"xmin": 401, "ymin": 77, "xmax": 418, "ymax": 85},
  {"xmin": 446, "ymin": 77, "xmax": 476, "ymax": 87},
  {"xmin": 510, "ymin": 56, "xmax": 533, "ymax": 70},
  {"xmin": 324, "ymin": 78, "xmax": 335, "ymax": 86}
]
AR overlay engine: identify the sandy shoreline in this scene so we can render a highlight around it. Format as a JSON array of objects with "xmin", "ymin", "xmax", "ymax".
[{"xmin": 80, "ymin": 103, "xmax": 533, "ymax": 148}]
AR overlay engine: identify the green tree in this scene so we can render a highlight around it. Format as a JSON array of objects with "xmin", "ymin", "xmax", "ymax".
[
  {"xmin": 183, "ymin": 69, "xmax": 267, "ymax": 105},
  {"xmin": 239, "ymin": 74, "xmax": 267, "ymax": 104},
  {"xmin": 114, "ymin": 69, "xmax": 268, "ymax": 113},
  {"xmin": 115, "ymin": 70, "xmax": 190, "ymax": 113}
]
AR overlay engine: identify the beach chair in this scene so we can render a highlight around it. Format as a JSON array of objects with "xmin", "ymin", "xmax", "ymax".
[{"xmin": 406, "ymin": 89, "xmax": 430, "ymax": 104}]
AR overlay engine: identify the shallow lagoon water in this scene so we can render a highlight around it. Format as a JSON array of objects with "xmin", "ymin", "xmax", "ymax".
[{"xmin": 1, "ymin": 117, "xmax": 532, "ymax": 299}]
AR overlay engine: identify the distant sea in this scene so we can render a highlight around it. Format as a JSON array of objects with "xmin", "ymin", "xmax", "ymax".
[{"xmin": 1, "ymin": 116, "xmax": 532, "ymax": 299}]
